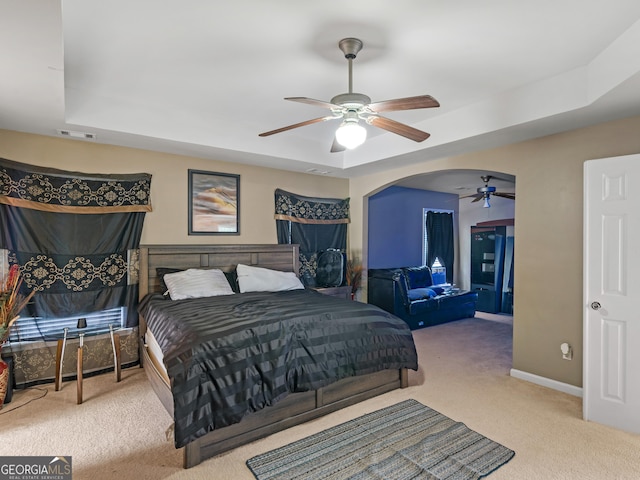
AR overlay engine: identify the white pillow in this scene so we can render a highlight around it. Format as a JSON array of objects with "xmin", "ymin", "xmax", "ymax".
[
  {"xmin": 236, "ymin": 263, "xmax": 304, "ymax": 293},
  {"xmin": 163, "ymin": 268, "xmax": 234, "ymax": 300}
]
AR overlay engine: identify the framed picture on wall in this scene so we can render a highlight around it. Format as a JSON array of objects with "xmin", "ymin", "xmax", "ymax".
[{"xmin": 188, "ymin": 169, "xmax": 240, "ymax": 235}]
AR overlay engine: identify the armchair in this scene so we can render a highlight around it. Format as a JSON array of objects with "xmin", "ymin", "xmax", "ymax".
[{"xmin": 368, "ymin": 266, "xmax": 477, "ymax": 330}]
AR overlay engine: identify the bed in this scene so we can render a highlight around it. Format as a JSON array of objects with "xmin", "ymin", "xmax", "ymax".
[{"xmin": 137, "ymin": 244, "xmax": 418, "ymax": 468}]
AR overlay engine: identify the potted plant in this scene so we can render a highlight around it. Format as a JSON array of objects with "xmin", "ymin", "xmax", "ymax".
[
  {"xmin": 1, "ymin": 264, "xmax": 35, "ymax": 408},
  {"xmin": 346, "ymin": 254, "xmax": 363, "ymax": 300}
]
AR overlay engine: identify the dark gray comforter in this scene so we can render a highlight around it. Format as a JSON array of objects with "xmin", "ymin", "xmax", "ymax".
[{"xmin": 138, "ymin": 289, "xmax": 418, "ymax": 448}]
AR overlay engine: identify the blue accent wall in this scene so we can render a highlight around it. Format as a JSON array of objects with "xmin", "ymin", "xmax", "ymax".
[{"xmin": 368, "ymin": 186, "xmax": 459, "ymax": 269}]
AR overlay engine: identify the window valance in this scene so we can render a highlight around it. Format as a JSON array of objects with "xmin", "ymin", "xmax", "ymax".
[
  {"xmin": 0, "ymin": 158, "xmax": 152, "ymax": 214},
  {"xmin": 274, "ymin": 188, "xmax": 349, "ymax": 224}
]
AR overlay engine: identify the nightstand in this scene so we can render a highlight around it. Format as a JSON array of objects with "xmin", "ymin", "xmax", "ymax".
[{"xmin": 312, "ymin": 285, "xmax": 352, "ymax": 300}]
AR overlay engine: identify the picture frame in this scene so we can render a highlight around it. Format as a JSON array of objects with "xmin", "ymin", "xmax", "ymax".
[{"xmin": 188, "ymin": 169, "xmax": 240, "ymax": 235}]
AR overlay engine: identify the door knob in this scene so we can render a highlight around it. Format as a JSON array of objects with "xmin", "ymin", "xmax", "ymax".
[{"xmin": 590, "ymin": 301, "xmax": 602, "ymax": 310}]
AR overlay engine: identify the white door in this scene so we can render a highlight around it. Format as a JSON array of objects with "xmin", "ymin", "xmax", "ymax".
[{"xmin": 584, "ymin": 153, "xmax": 640, "ymax": 433}]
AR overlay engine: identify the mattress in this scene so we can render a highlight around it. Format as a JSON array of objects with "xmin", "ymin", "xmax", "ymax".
[{"xmin": 144, "ymin": 327, "xmax": 170, "ymax": 385}]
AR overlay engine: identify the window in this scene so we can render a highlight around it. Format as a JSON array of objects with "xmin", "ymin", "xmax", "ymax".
[
  {"xmin": 8, "ymin": 308, "xmax": 123, "ymax": 343},
  {"xmin": 423, "ymin": 208, "xmax": 454, "ymax": 266}
]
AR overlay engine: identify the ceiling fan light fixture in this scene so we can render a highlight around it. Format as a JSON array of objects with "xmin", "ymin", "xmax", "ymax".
[
  {"xmin": 483, "ymin": 195, "xmax": 491, "ymax": 208},
  {"xmin": 335, "ymin": 119, "xmax": 367, "ymax": 149}
]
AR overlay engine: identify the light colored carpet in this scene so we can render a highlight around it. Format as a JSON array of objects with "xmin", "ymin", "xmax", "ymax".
[{"xmin": 2, "ymin": 313, "xmax": 640, "ymax": 480}]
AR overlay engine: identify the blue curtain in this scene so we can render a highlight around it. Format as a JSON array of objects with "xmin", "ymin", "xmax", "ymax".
[{"xmin": 426, "ymin": 211, "xmax": 454, "ymax": 283}]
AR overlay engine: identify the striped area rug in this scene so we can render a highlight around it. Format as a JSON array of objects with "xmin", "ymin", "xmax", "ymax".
[{"xmin": 246, "ymin": 399, "xmax": 514, "ymax": 480}]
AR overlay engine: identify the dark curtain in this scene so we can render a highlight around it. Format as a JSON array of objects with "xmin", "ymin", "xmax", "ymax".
[
  {"xmin": 426, "ymin": 211, "xmax": 454, "ymax": 283},
  {"xmin": 0, "ymin": 158, "xmax": 151, "ymax": 328},
  {"xmin": 274, "ymin": 189, "xmax": 349, "ymax": 286}
]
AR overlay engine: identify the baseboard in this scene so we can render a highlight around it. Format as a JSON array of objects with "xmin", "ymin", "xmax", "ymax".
[{"xmin": 510, "ymin": 369, "xmax": 583, "ymax": 398}]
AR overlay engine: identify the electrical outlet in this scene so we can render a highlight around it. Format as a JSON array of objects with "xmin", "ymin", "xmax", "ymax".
[{"xmin": 560, "ymin": 342, "xmax": 573, "ymax": 360}]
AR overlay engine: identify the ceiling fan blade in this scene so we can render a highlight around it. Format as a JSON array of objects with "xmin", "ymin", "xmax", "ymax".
[
  {"xmin": 459, "ymin": 193, "xmax": 482, "ymax": 199},
  {"xmin": 285, "ymin": 97, "xmax": 337, "ymax": 110},
  {"xmin": 484, "ymin": 174, "xmax": 515, "ymax": 184},
  {"xmin": 493, "ymin": 192, "xmax": 516, "ymax": 200},
  {"xmin": 368, "ymin": 116, "xmax": 430, "ymax": 142},
  {"xmin": 330, "ymin": 138, "xmax": 346, "ymax": 153},
  {"xmin": 259, "ymin": 116, "xmax": 337, "ymax": 137},
  {"xmin": 368, "ymin": 95, "xmax": 440, "ymax": 113}
]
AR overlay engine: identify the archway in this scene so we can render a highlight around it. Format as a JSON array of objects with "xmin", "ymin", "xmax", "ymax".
[
  {"xmin": 362, "ymin": 167, "xmax": 516, "ymax": 366},
  {"xmin": 364, "ymin": 168, "xmax": 515, "ymax": 291}
]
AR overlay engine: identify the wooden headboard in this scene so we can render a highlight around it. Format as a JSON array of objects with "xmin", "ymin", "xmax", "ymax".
[{"xmin": 138, "ymin": 244, "xmax": 300, "ymax": 299}]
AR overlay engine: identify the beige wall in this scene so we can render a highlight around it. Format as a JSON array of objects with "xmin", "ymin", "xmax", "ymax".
[
  {"xmin": 0, "ymin": 130, "xmax": 349, "ymax": 245},
  {"xmin": 4, "ymin": 115, "xmax": 640, "ymax": 388},
  {"xmin": 350, "ymin": 115, "xmax": 640, "ymax": 388}
]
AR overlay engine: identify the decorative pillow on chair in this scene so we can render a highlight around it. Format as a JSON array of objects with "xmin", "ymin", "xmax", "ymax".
[
  {"xmin": 163, "ymin": 268, "xmax": 235, "ymax": 300},
  {"xmin": 431, "ymin": 286, "xmax": 445, "ymax": 295},
  {"xmin": 407, "ymin": 288, "xmax": 438, "ymax": 301},
  {"xmin": 236, "ymin": 264, "xmax": 304, "ymax": 293}
]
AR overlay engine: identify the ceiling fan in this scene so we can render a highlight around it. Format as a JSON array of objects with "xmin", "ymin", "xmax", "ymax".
[
  {"xmin": 259, "ymin": 37, "xmax": 440, "ymax": 152},
  {"xmin": 462, "ymin": 175, "xmax": 516, "ymax": 208}
]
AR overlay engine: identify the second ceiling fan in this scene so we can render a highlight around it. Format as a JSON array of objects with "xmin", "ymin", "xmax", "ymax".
[
  {"xmin": 259, "ymin": 38, "xmax": 440, "ymax": 152},
  {"xmin": 462, "ymin": 175, "xmax": 516, "ymax": 208}
]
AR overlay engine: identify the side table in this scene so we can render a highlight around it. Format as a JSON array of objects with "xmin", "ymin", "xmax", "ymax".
[{"xmin": 54, "ymin": 324, "xmax": 121, "ymax": 404}]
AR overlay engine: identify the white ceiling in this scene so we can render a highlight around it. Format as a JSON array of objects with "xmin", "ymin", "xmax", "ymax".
[{"xmin": 1, "ymin": 1, "xmax": 640, "ymax": 188}]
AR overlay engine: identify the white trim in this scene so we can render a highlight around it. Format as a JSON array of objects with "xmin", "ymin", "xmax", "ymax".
[{"xmin": 510, "ymin": 368, "xmax": 583, "ymax": 398}]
